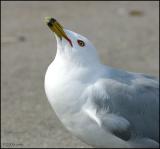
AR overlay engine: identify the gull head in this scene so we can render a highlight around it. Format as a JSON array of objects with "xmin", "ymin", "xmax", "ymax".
[{"xmin": 45, "ymin": 17, "xmax": 100, "ymax": 66}]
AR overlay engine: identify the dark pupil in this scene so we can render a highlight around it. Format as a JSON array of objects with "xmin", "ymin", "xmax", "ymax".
[
  {"xmin": 78, "ymin": 40, "xmax": 85, "ymax": 46},
  {"xmin": 80, "ymin": 41, "xmax": 83, "ymax": 45}
]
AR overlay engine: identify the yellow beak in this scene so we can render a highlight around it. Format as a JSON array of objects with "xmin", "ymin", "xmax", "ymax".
[{"xmin": 45, "ymin": 17, "xmax": 73, "ymax": 46}]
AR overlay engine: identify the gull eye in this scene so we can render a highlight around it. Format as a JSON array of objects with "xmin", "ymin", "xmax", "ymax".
[{"xmin": 77, "ymin": 40, "xmax": 85, "ymax": 47}]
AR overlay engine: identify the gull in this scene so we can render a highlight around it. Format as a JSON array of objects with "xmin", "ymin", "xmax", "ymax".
[{"xmin": 44, "ymin": 17, "xmax": 159, "ymax": 148}]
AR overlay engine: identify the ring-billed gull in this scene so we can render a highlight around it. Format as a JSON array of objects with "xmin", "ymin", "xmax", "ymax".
[{"xmin": 44, "ymin": 17, "xmax": 159, "ymax": 148}]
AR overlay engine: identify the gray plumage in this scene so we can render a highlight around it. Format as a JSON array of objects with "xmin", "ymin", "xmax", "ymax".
[
  {"xmin": 44, "ymin": 26, "xmax": 159, "ymax": 148},
  {"xmin": 85, "ymin": 66, "xmax": 159, "ymax": 146}
]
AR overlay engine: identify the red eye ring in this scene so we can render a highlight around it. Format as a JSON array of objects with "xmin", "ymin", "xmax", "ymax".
[{"xmin": 77, "ymin": 40, "xmax": 85, "ymax": 47}]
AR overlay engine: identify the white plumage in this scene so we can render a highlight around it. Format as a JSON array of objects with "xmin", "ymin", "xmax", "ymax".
[{"xmin": 44, "ymin": 23, "xmax": 159, "ymax": 148}]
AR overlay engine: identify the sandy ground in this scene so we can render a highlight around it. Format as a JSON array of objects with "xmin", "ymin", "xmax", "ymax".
[{"xmin": 1, "ymin": 1, "xmax": 159, "ymax": 148}]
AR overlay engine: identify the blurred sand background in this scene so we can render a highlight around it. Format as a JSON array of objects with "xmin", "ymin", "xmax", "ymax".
[{"xmin": 1, "ymin": 1, "xmax": 159, "ymax": 148}]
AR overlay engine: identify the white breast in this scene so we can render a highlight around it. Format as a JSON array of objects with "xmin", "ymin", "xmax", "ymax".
[{"xmin": 44, "ymin": 60, "xmax": 87, "ymax": 119}]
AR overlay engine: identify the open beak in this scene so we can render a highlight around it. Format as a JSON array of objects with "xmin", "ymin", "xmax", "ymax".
[{"xmin": 45, "ymin": 17, "xmax": 73, "ymax": 47}]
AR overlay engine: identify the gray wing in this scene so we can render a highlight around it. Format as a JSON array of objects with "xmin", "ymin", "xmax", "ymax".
[{"xmin": 83, "ymin": 70, "xmax": 159, "ymax": 146}]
